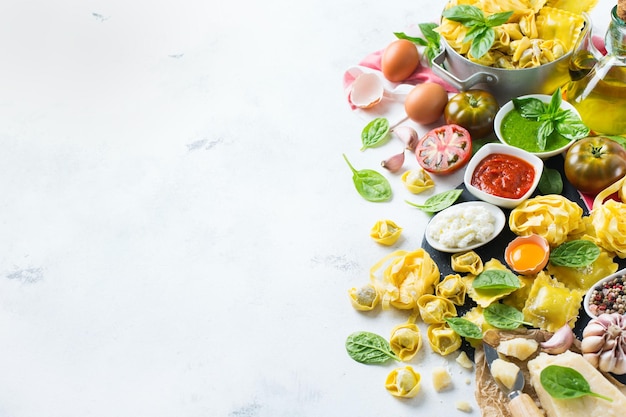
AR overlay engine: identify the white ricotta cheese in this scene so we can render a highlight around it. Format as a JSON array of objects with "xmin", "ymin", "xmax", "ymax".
[{"xmin": 427, "ymin": 205, "xmax": 496, "ymax": 248}]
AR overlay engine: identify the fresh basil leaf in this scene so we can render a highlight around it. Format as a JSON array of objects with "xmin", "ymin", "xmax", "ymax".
[
  {"xmin": 537, "ymin": 120, "xmax": 554, "ymax": 151},
  {"xmin": 538, "ymin": 167, "xmax": 563, "ymax": 194},
  {"xmin": 472, "ymin": 269, "xmax": 520, "ymax": 291},
  {"xmin": 345, "ymin": 331, "xmax": 399, "ymax": 364},
  {"xmin": 463, "ymin": 24, "xmax": 488, "ymax": 42},
  {"xmin": 361, "ymin": 117, "xmax": 390, "ymax": 150},
  {"xmin": 485, "ymin": 10, "xmax": 513, "ymax": 27},
  {"xmin": 445, "ymin": 317, "xmax": 483, "ymax": 339},
  {"xmin": 419, "ymin": 22, "xmax": 440, "ymax": 45},
  {"xmin": 394, "ymin": 32, "xmax": 428, "ymax": 46},
  {"xmin": 549, "ymin": 240, "xmax": 601, "ymax": 268},
  {"xmin": 546, "ymin": 87, "xmax": 563, "ymax": 116},
  {"xmin": 441, "ymin": 5, "xmax": 485, "ymax": 25},
  {"xmin": 405, "ymin": 189, "xmax": 463, "ymax": 213},
  {"xmin": 513, "ymin": 97, "xmax": 546, "ymax": 119},
  {"xmin": 540, "ymin": 365, "xmax": 613, "ymax": 402},
  {"xmin": 483, "ymin": 303, "xmax": 530, "ymax": 329},
  {"xmin": 343, "ymin": 154, "xmax": 392, "ymax": 202},
  {"xmin": 556, "ymin": 116, "xmax": 590, "ymax": 140},
  {"xmin": 469, "ymin": 28, "xmax": 494, "ymax": 59}
]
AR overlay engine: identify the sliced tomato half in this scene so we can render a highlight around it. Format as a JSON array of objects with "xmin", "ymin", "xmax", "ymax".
[{"xmin": 415, "ymin": 124, "xmax": 472, "ymax": 175}]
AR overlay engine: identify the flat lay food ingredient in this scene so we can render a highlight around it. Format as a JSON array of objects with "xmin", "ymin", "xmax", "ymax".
[
  {"xmin": 381, "ymin": 39, "xmax": 421, "ymax": 82},
  {"xmin": 345, "ymin": 331, "xmax": 400, "ymax": 364},
  {"xmin": 470, "ymin": 152, "xmax": 535, "ymax": 199},
  {"xmin": 394, "ymin": 22, "xmax": 441, "ymax": 65},
  {"xmin": 581, "ymin": 313, "xmax": 626, "ymax": 375},
  {"xmin": 426, "ymin": 203, "xmax": 496, "ymax": 248},
  {"xmin": 415, "ymin": 124, "xmax": 471, "ymax": 174},
  {"xmin": 539, "ymin": 321, "xmax": 575, "ymax": 354},
  {"xmin": 444, "ymin": 89, "xmax": 499, "ymax": 139},
  {"xmin": 564, "ymin": 136, "xmax": 626, "ymax": 195},
  {"xmin": 405, "ymin": 189, "xmax": 462, "ymax": 213},
  {"xmin": 404, "ymin": 82, "xmax": 448, "ymax": 125},
  {"xmin": 540, "ymin": 364, "xmax": 613, "ymax": 402},
  {"xmin": 342, "ymin": 154, "xmax": 392, "ymax": 202},
  {"xmin": 385, "ymin": 366, "xmax": 422, "ymax": 398},
  {"xmin": 548, "ymin": 239, "xmax": 601, "ymax": 268},
  {"xmin": 361, "ymin": 117, "xmax": 391, "ymax": 150},
  {"xmin": 587, "ymin": 274, "xmax": 626, "ymax": 315},
  {"xmin": 380, "ymin": 150, "xmax": 405, "ymax": 172}
]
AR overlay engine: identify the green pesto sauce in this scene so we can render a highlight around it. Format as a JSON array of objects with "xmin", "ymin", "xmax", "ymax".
[{"xmin": 501, "ymin": 109, "xmax": 571, "ymax": 153}]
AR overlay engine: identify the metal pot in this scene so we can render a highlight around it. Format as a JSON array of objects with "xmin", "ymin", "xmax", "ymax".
[{"xmin": 431, "ymin": 39, "xmax": 572, "ymax": 105}]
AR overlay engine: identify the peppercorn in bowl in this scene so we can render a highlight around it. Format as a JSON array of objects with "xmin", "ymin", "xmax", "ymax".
[{"xmin": 584, "ymin": 268, "xmax": 626, "ymax": 318}]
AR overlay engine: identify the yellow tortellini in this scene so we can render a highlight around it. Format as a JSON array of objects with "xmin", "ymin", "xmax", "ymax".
[
  {"xmin": 417, "ymin": 295, "xmax": 457, "ymax": 324},
  {"xmin": 509, "ymin": 194, "xmax": 585, "ymax": 246},
  {"xmin": 348, "ymin": 284, "xmax": 380, "ymax": 311},
  {"xmin": 370, "ymin": 219, "xmax": 403, "ymax": 246},
  {"xmin": 521, "ymin": 271, "xmax": 583, "ymax": 331},
  {"xmin": 427, "ymin": 323, "xmax": 462, "ymax": 355},
  {"xmin": 385, "ymin": 366, "xmax": 421, "ymax": 398},
  {"xmin": 401, "ymin": 169, "xmax": 434, "ymax": 194},
  {"xmin": 438, "ymin": 0, "xmax": 590, "ymax": 68},
  {"xmin": 370, "ymin": 249, "xmax": 440, "ymax": 310},
  {"xmin": 466, "ymin": 258, "xmax": 523, "ymax": 307},
  {"xmin": 451, "ymin": 250, "xmax": 484, "ymax": 275},
  {"xmin": 436, "ymin": 274, "xmax": 467, "ymax": 306},
  {"xmin": 389, "ymin": 322, "xmax": 423, "ymax": 361}
]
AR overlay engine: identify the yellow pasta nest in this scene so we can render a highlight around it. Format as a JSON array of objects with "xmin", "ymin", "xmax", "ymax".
[
  {"xmin": 508, "ymin": 194, "xmax": 585, "ymax": 246},
  {"xmin": 438, "ymin": 0, "xmax": 594, "ymax": 68}
]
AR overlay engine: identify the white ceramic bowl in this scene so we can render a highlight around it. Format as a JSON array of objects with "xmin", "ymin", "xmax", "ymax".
[
  {"xmin": 463, "ymin": 143, "xmax": 544, "ymax": 209},
  {"xmin": 583, "ymin": 267, "xmax": 626, "ymax": 319},
  {"xmin": 494, "ymin": 94, "xmax": 582, "ymax": 159}
]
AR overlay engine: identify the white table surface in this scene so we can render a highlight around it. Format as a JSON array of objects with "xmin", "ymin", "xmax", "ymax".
[{"xmin": 0, "ymin": 0, "xmax": 615, "ymax": 416}]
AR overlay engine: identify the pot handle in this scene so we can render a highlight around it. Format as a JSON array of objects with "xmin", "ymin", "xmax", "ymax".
[{"xmin": 431, "ymin": 48, "xmax": 498, "ymax": 91}]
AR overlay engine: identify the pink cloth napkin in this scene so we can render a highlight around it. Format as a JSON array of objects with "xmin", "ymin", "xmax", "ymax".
[{"xmin": 343, "ymin": 49, "xmax": 458, "ymax": 109}]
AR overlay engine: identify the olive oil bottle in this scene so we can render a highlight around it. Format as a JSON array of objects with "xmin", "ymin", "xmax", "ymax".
[{"xmin": 565, "ymin": 6, "xmax": 626, "ymax": 135}]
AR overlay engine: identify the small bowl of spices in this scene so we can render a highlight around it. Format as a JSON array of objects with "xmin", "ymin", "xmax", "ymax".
[
  {"xmin": 584, "ymin": 268, "xmax": 626, "ymax": 318},
  {"xmin": 463, "ymin": 143, "xmax": 543, "ymax": 209},
  {"xmin": 494, "ymin": 92, "xmax": 588, "ymax": 159}
]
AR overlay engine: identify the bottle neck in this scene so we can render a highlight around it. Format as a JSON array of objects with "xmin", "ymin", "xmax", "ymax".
[{"xmin": 606, "ymin": 5, "xmax": 626, "ymax": 56}]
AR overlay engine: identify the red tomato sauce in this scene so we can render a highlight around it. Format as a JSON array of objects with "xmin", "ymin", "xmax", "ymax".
[{"xmin": 470, "ymin": 153, "xmax": 535, "ymax": 199}]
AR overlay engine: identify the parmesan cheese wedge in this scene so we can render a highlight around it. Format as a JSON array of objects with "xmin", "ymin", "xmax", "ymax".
[
  {"xmin": 490, "ymin": 358, "xmax": 520, "ymax": 390},
  {"xmin": 497, "ymin": 338, "xmax": 538, "ymax": 361},
  {"xmin": 528, "ymin": 351, "xmax": 626, "ymax": 417}
]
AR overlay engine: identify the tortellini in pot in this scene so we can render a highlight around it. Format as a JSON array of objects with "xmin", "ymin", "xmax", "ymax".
[
  {"xmin": 427, "ymin": 323, "xmax": 462, "ymax": 356},
  {"xmin": 509, "ymin": 194, "xmax": 585, "ymax": 246},
  {"xmin": 369, "ymin": 219, "xmax": 403, "ymax": 246},
  {"xmin": 370, "ymin": 249, "xmax": 440, "ymax": 310},
  {"xmin": 435, "ymin": 274, "xmax": 467, "ymax": 306},
  {"xmin": 389, "ymin": 322, "xmax": 422, "ymax": 361},
  {"xmin": 451, "ymin": 250, "xmax": 483, "ymax": 275},
  {"xmin": 385, "ymin": 366, "xmax": 421, "ymax": 398},
  {"xmin": 417, "ymin": 295, "xmax": 457, "ymax": 324}
]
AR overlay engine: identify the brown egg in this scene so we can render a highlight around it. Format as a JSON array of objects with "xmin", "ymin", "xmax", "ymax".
[
  {"xmin": 404, "ymin": 83, "xmax": 448, "ymax": 125},
  {"xmin": 381, "ymin": 39, "xmax": 420, "ymax": 82}
]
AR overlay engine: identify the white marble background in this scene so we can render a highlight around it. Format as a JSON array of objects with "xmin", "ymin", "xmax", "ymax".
[{"xmin": 0, "ymin": 0, "xmax": 615, "ymax": 416}]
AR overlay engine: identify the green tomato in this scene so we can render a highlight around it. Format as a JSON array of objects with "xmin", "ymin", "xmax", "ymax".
[{"xmin": 444, "ymin": 89, "xmax": 499, "ymax": 139}]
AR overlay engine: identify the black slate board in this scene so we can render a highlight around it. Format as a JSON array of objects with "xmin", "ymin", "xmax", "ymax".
[{"xmin": 421, "ymin": 153, "xmax": 626, "ymax": 383}]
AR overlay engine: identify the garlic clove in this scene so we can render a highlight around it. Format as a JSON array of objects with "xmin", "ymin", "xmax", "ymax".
[
  {"xmin": 599, "ymin": 350, "xmax": 618, "ymax": 373},
  {"xmin": 381, "ymin": 151, "xmax": 405, "ymax": 173},
  {"xmin": 539, "ymin": 320, "xmax": 575, "ymax": 354},
  {"xmin": 350, "ymin": 73, "xmax": 384, "ymax": 109},
  {"xmin": 392, "ymin": 126, "xmax": 419, "ymax": 152},
  {"xmin": 581, "ymin": 334, "xmax": 606, "ymax": 353}
]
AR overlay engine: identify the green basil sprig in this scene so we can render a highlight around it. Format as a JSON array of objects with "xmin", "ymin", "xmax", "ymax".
[
  {"xmin": 472, "ymin": 269, "xmax": 520, "ymax": 291},
  {"xmin": 395, "ymin": 22, "xmax": 441, "ymax": 65},
  {"xmin": 540, "ymin": 365, "xmax": 613, "ymax": 402},
  {"xmin": 445, "ymin": 317, "xmax": 483, "ymax": 339},
  {"xmin": 343, "ymin": 154, "xmax": 392, "ymax": 202},
  {"xmin": 345, "ymin": 331, "xmax": 400, "ymax": 364},
  {"xmin": 483, "ymin": 303, "xmax": 532, "ymax": 330},
  {"xmin": 361, "ymin": 117, "xmax": 390, "ymax": 151},
  {"xmin": 405, "ymin": 189, "xmax": 462, "ymax": 213},
  {"xmin": 549, "ymin": 240, "xmax": 601, "ymax": 268},
  {"xmin": 512, "ymin": 88, "xmax": 590, "ymax": 151},
  {"xmin": 441, "ymin": 5, "xmax": 513, "ymax": 58}
]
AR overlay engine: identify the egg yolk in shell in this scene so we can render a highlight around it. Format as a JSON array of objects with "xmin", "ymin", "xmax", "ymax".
[{"xmin": 508, "ymin": 242, "xmax": 546, "ymax": 271}]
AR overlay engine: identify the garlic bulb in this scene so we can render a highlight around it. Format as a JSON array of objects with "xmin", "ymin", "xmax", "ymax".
[{"xmin": 581, "ymin": 312, "xmax": 626, "ymax": 375}]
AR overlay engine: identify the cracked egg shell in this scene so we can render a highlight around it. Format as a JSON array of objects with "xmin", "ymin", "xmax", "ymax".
[{"xmin": 350, "ymin": 73, "xmax": 384, "ymax": 109}]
